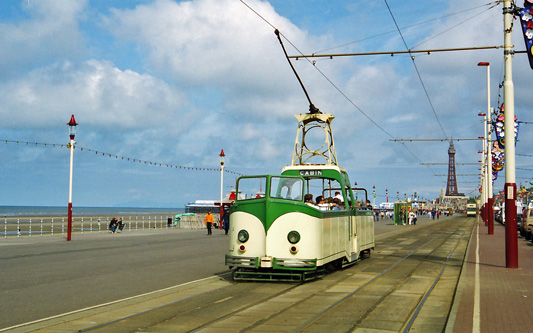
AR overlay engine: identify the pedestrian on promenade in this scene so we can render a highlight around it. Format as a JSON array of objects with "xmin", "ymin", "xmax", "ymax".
[
  {"xmin": 222, "ymin": 208, "xmax": 230, "ymax": 235},
  {"xmin": 205, "ymin": 211, "xmax": 213, "ymax": 235},
  {"xmin": 109, "ymin": 217, "xmax": 118, "ymax": 234},
  {"xmin": 408, "ymin": 211, "xmax": 415, "ymax": 225},
  {"xmin": 117, "ymin": 218, "xmax": 125, "ymax": 232}
]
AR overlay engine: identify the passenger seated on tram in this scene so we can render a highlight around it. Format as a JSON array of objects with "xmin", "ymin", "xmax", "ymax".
[
  {"xmin": 331, "ymin": 198, "xmax": 343, "ymax": 210},
  {"xmin": 316, "ymin": 196, "xmax": 328, "ymax": 210},
  {"xmin": 304, "ymin": 193, "xmax": 318, "ymax": 208}
]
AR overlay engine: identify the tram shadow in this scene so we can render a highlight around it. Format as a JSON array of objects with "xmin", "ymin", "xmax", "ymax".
[{"xmin": 214, "ymin": 270, "xmax": 234, "ymax": 282}]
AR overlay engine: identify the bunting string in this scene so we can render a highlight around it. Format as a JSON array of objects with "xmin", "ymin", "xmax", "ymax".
[{"xmin": 2, "ymin": 139, "xmax": 245, "ymax": 176}]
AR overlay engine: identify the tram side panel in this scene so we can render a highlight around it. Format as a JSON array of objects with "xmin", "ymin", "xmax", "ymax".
[
  {"xmin": 321, "ymin": 214, "xmax": 350, "ymax": 265},
  {"xmin": 354, "ymin": 212, "xmax": 375, "ymax": 255},
  {"xmin": 227, "ymin": 209, "xmax": 374, "ymax": 270}
]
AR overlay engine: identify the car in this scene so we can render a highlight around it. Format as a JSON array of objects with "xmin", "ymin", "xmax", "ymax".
[
  {"xmin": 494, "ymin": 207, "xmax": 502, "ymax": 224},
  {"xmin": 517, "ymin": 212, "xmax": 523, "ymax": 231},
  {"xmin": 519, "ymin": 204, "xmax": 533, "ymax": 240}
]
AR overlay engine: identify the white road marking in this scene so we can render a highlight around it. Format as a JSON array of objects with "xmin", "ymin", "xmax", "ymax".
[
  {"xmin": 473, "ymin": 219, "xmax": 480, "ymax": 333},
  {"xmin": 1, "ymin": 273, "xmax": 231, "ymax": 331}
]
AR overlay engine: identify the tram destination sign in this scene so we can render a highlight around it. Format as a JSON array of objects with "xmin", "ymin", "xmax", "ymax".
[{"xmin": 299, "ymin": 170, "xmax": 323, "ymax": 176}]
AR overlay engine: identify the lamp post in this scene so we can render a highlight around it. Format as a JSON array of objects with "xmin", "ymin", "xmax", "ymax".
[
  {"xmin": 219, "ymin": 149, "xmax": 225, "ymax": 229},
  {"xmin": 67, "ymin": 115, "xmax": 78, "ymax": 242},
  {"xmin": 478, "ymin": 61, "xmax": 494, "ymax": 235},
  {"xmin": 502, "ymin": 0, "xmax": 518, "ymax": 268}
]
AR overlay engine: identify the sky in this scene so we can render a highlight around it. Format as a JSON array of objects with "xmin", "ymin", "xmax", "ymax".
[{"xmin": 0, "ymin": 0, "xmax": 531, "ymax": 208}]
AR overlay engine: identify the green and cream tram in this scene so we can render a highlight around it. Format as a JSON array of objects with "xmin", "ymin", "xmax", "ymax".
[{"xmin": 225, "ymin": 113, "xmax": 375, "ymax": 281}]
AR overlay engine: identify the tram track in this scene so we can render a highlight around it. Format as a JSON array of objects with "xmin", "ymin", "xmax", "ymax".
[
  {"xmin": 188, "ymin": 218, "xmax": 472, "ymax": 332},
  {"xmin": 265, "ymin": 220, "xmax": 469, "ymax": 333}
]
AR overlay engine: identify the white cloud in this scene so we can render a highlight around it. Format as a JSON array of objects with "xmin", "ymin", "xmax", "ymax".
[
  {"xmin": 0, "ymin": 59, "xmax": 185, "ymax": 129},
  {"xmin": 0, "ymin": 0, "xmax": 88, "ymax": 77},
  {"xmin": 103, "ymin": 0, "xmax": 312, "ymax": 115}
]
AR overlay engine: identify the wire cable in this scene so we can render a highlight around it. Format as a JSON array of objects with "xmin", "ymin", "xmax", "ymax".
[
  {"xmin": 314, "ymin": 2, "xmax": 499, "ymax": 55},
  {"xmin": 411, "ymin": 3, "xmax": 499, "ymax": 49},
  {"xmin": 239, "ymin": 0, "xmax": 442, "ymax": 178},
  {"xmin": 384, "ymin": 0, "xmax": 448, "ymax": 140}
]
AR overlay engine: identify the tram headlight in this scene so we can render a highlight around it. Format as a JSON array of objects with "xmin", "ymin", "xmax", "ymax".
[
  {"xmin": 287, "ymin": 231, "xmax": 300, "ymax": 244},
  {"xmin": 237, "ymin": 230, "xmax": 249, "ymax": 243}
]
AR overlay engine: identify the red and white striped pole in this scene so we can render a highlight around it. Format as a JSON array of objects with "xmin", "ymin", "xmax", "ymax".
[
  {"xmin": 67, "ymin": 115, "xmax": 78, "ymax": 242},
  {"xmin": 219, "ymin": 149, "xmax": 225, "ymax": 229}
]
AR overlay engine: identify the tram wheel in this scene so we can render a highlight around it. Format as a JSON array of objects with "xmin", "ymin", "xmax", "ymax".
[{"xmin": 325, "ymin": 259, "xmax": 342, "ymax": 272}]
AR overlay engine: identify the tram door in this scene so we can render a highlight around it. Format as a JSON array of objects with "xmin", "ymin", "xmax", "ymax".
[{"xmin": 351, "ymin": 215, "xmax": 358, "ymax": 255}]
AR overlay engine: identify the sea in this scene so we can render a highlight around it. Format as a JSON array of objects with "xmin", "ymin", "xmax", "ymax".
[{"xmin": 0, "ymin": 206, "xmax": 186, "ymax": 217}]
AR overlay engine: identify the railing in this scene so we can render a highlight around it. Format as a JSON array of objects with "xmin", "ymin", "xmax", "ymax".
[{"xmin": 1, "ymin": 213, "xmax": 218, "ymax": 239}]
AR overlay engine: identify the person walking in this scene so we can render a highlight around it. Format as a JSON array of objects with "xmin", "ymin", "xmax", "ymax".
[
  {"xmin": 205, "ymin": 211, "xmax": 213, "ymax": 235},
  {"xmin": 222, "ymin": 208, "xmax": 230, "ymax": 235}
]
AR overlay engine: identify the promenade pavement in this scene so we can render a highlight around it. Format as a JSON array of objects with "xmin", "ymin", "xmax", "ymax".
[{"xmin": 448, "ymin": 217, "xmax": 533, "ymax": 333}]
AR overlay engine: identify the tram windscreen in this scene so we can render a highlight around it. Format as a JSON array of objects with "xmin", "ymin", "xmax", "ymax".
[
  {"xmin": 270, "ymin": 177, "xmax": 303, "ymax": 201},
  {"xmin": 236, "ymin": 177, "xmax": 266, "ymax": 200}
]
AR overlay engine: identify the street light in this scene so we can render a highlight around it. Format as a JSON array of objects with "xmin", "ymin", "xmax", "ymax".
[
  {"xmin": 502, "ymin": 0, "xmax": 518, "ymax": 268},
  {"xmin": 219, "ymin": 149, "xmax": 225, "ymax": 229},
  {"xmin": 478, "ymin": 61, "xmax": 494, "ymax": 235},
  {"xmin": 67, "ymin": 115, "xmax": 78, "ymax": 241}
]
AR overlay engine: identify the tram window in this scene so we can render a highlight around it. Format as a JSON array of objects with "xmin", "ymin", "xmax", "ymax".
[
  {"xmin": 236, "ymin": 177, "xmax": 267, "ymax": 201},
  {"xmin": 271, "ymin": 177, "xmax": 303, "ymax": 201}
]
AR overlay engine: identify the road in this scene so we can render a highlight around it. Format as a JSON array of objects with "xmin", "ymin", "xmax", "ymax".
[{"xmin": 0, "ymin": 228, "xmax": 229, "ymax": 329}]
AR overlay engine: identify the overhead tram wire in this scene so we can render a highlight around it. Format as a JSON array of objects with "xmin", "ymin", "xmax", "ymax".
[
  {"xmin": 411, "ymin": 2, "xmax": 500, "ymax": 49},
  {"xmin": 312, "ymin": 1, "xmax": 500, "ymax": 55},
  {"xmin": 384, "ymin": 0, "xmax": 448, "ymax": 140},
  {"xmin": 239, "ymin": 0, "xmax": 441, "ymax": 178}
]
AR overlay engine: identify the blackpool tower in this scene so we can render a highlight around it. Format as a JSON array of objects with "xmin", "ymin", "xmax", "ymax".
[{"xmin": 445, "ymin": 140, "xmax": 459, "ymax": 196}]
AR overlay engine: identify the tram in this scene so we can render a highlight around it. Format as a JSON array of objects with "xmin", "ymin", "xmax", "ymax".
[
  {"xmin": 225, "ymin": 113, "xmax": 375, "ymax": 281},
  {"xmin": 224, "ymin": 29, "xmax": 374, "ymax": 281},
  {"xmin": 466, "ymin": 203, "xmax": 477, "ymax": 217}
]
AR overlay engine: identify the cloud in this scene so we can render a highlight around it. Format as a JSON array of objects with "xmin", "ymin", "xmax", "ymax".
[
  {"xmin": 0, "ymin": 59, "xmax": 185, "ymax": 129},
  {"xmin": 0, "ymin": 0, "xmax": 88, "ymax": 78},
  {"xmin": 102, "ymin": 0, "xmax": 314, "ymax": 116}
]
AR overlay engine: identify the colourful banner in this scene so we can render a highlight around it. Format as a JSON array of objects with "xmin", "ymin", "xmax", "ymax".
[
  {"xmin": 519, "ymin": 0, "xmax": 533, "ymax": 69},
  {"xmin": 493, "ymin": 104, "xmax": 519, "ymax": 149}
]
